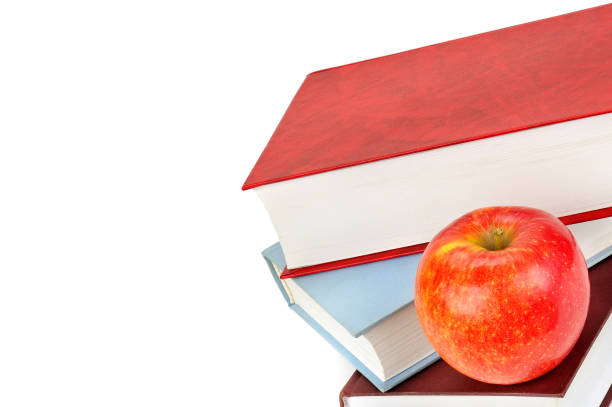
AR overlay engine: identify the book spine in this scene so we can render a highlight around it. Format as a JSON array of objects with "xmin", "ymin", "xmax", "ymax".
[
  {"xmin": 262, "ymin": 245, "xmax": 294, "ymax": 305},
  {"xmin": 338, "ymin": 371, "xmax": 360, "ymax": 407}
]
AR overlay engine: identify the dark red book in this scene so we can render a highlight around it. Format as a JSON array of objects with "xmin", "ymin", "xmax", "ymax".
[
  {"xmin": 601, "ymin": 385, "xmax": 612, "ymax": 407},
  {"xmin": 339, "ymin": 255, "xmax": 612, "ymax": 406},
  {"xmin": 245, "ymin": 4, "xmax": 612, "ymax": 277}
]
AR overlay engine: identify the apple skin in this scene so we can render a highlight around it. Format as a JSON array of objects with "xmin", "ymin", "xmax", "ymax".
[{"xmin": 414, "ymin": 206, "xmax": 590, "ymax": 384}]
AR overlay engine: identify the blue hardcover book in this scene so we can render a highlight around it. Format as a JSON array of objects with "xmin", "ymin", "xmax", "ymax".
[
  {"xmin": 263, "ymin": 242, "xmax": 439, "ymax": 392},
  {"xmin": 263, "ymin": 217, "xmax": 612, "ymax": 392}
]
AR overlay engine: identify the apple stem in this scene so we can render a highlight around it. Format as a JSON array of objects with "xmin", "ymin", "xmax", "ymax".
[{"xmin": 494, "ymin": 227, "xmax": 504, "ymax": 250}]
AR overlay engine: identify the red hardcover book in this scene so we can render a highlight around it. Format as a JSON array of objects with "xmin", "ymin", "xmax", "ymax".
[
  {"xmin": 339, "ymin": 255, "xmax": 612, "ymax": 406},
  {"xmin": 245, "ymin": 4, "xmax": 612, "ymax": 278}
]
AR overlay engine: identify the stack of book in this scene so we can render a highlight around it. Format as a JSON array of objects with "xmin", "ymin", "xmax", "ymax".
[{"xmin": 244, "ymin": 4, "xmax": 612, "ymax": 406}]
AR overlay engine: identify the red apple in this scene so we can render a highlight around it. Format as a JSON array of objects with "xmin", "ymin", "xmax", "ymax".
[{"xmin": 414, "ymin": 206, "xmax": 590, "ymax": 384}]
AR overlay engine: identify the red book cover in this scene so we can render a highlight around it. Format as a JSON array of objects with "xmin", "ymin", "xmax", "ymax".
[
  {"xmin": 339, "ymin": 255, "xmax": 612, "ymax": 406},
  {"xmin": 243, "ymin": 4, "xmax": 612, "ymax": 191}
]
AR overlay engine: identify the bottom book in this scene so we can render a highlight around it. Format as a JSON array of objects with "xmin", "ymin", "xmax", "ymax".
[{"xmin": 339, "ymin": 255, "xmax": 612, "ymax": 407}]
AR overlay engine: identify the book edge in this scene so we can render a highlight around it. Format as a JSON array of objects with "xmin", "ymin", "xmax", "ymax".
[
  {"xmin": 243, "ymin": 110, "xmax": 612, "ymax": 190},
  {"xmin": 280, "ymin": 210, "xmax": 612, "ymax": 279},
  {"xmin": 339, "ymin": 371, "xmax": 362, "ymax": 407},
  {"xmin": 262, "ymin": 244, "xmax": 292, "ymax": 305},
  {"xmin": 290, "ymin": 302, "xmax": 440, "ymax": 392},
  {"xmin": 559, "ymin": 309, "xmax": 612, "ymax": 397},
  {"xmin": 308, "ymin": 4, "xmax": 611, "ymax": 78}
]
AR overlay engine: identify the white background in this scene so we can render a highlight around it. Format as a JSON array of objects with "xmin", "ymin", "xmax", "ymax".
[{"xmin": 0, "ymin": 1, "xmax": 605, "ymax": 406}]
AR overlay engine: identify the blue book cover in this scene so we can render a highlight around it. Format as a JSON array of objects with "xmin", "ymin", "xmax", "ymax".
[
  {"xmin": 263, "ymin": 243, "xmax": 438, "ymax": 392},
  {"xmin": 265, "ymin": 243, "xmax": 423, "ymax": 337}
]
